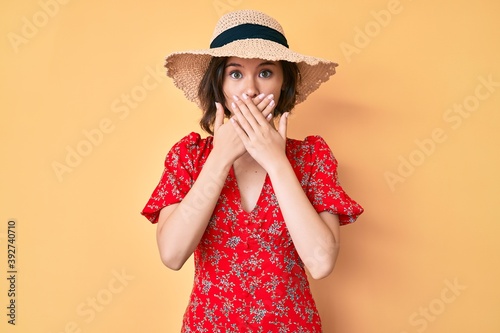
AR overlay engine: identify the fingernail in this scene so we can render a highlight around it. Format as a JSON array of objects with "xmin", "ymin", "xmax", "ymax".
[
  {"xmin": 231, "ymin": 102, "xmax": 237, "ymax": 109},
  {"xmin": 242, "ymin": 93, "xmax": 248, "ymax": 100},
  {"xmin": 233, "ymin": 95, "xmax": 239, "ymax": 101},
  {"xmin": 269, "ymin": 99, "xmax": 275, "ymax": 106},
  {"xmin": 266, "ymin": 114, "xmax": 273, "ymax": 120},
  {"xmin": 267, "ymin": 94, "xmax": 274, "ymax": 100},
  {"xmin": 257, "ymin": 93, "xmax": 265, "ymax": 99}
]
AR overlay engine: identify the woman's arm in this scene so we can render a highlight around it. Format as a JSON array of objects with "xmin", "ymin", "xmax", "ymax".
[
  {"xmin": 266, "ymin": 161, "xmax": 341, "ymax": 280},
  {"xmin": 156, "ymin": 151, "xmax": 232, "ymax": 270}
]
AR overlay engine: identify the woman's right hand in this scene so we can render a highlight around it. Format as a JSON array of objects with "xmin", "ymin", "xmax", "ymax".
[{"xmin": 212, "ymin": 102, "xmax": 246, "ymax": 163}]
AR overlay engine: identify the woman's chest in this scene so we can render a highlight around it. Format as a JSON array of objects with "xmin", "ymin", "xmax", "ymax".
[{"xmin": 202, "ymin": 179, "xmax": 292, "ymax": 249}]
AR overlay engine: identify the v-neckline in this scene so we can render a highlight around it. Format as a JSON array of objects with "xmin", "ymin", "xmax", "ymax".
[{"xmin": 229, "ymin": 166, "xmax": 268, "ymax": 215}]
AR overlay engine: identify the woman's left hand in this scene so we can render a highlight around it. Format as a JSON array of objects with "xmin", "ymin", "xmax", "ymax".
[{"xmin": 230, "ymin": 93, "xmax": 289, "ymax": 172}]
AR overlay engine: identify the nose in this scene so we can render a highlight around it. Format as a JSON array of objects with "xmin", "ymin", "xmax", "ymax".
[{"xmin": 244, "ymin": 78, "xmax": 259, "ymax": 98}]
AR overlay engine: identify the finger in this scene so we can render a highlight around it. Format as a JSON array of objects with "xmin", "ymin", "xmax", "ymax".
[
  {"xmin": 241, "ymin": 93, "xmax": 274, "ymax": 126},
  {"xmin": 252, "ymin": 93, "xmax": 266, "ymax": 108},
  {"xmin": 213, "ymin": 102, "xmax": 224, "ymax": 132},
  {"xmin": 255, "ymin": 93, "xmax": 274, "ymax": 113},
  {"xmin": 251, "ymin": 93, "xmax": 276, "ymax": 120},
  {"xmin": 231, "ymin": 99, "xmax": 255, "ymax": 136},
  {"xmin": 278, "ymin": 112, "xmax": 289, "ymax": 139},
  {"xmin": 260, "ymin": 96, "xmax": 276, "ymax": 122},
  {"xmin": 230, "ymin": 117, "xmax": 250, "ymax": 144},
  {"xmin": 233, "ymin": 95, "xmax": 260, "ymax": 131}
]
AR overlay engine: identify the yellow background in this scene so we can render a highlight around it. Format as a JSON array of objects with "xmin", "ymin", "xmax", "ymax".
[{"xmin": 1, "ymin": 0, "xmax": 499, "ymax": 332}]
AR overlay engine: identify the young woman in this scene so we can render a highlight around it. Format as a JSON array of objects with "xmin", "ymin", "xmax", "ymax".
[{"xmin": 141, "ymin": 9, "xmax": 363, "ymax": 332}]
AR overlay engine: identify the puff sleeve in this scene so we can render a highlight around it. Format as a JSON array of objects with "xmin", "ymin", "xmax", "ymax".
[
  {"xmin": 303, "ymin": 136, "xmax": 364, "ymax": 225},
  {"xmin": 141, "ymin": 132, "xmax": 208, "ymax": 224}
]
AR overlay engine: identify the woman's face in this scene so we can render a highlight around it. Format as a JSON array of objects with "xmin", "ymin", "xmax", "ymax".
[{"xmin": 222, "ymin": 57, "xmax": 284, "ymax": 111}]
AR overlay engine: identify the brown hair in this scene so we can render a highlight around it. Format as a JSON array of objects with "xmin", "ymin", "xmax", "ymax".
[{"xmin": 197, "ymin": 57, "xmax": 300, "ymax": 135}]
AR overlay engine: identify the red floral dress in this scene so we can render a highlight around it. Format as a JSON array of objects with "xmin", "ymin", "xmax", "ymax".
[{"xmin": 142, "ymin": 132, "xmax": 363, "ymax": 333}]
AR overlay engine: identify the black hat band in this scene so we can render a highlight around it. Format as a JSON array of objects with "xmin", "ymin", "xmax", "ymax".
[{"xmin": 210, "ymin": 23, "xmax": 289, "ymax": 49}]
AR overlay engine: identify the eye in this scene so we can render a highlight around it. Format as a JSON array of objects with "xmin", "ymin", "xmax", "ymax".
[
  {"xmin": 229, "ymin": 71, "xmax": 243, "ymax": 79},
  {"xmin": 259, "ymin": 69, "xmax": 272, "ymax": 78}
]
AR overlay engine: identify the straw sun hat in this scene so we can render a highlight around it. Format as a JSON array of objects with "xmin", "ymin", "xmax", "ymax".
[{"xmin": 165, "ymin": 10, "xmax": 338, "ymax": 107}]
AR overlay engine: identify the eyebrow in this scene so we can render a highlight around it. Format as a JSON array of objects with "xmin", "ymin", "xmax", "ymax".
[{"xmin": 225, "ymin": 61, "xmax": 278, "ymax": 68}]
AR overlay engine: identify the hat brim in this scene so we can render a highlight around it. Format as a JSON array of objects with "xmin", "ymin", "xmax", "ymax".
[{"xmin": 165, "ymin": 39, "xmax": 338, "ymax": 107}]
